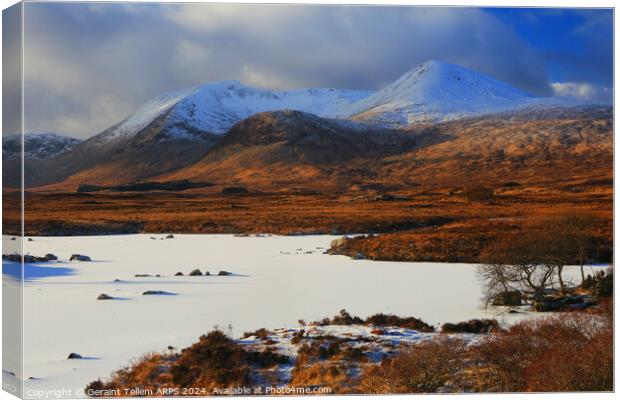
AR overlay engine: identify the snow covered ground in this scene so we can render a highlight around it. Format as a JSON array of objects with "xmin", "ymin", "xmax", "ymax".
[{"xmin": 2, "ymin": 234, "xmax": 606, "ymax": 397}]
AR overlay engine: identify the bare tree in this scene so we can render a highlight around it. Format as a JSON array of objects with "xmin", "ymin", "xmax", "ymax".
[
  {"xmin": 480, "ymin": 213, "xmax": 599, "ymax": 305},
  {"xmin": 480, "ymin": 231, "xmax": 557, "ymax": 303}
]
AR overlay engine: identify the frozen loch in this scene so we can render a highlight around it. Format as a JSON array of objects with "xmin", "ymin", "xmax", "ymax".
[{"xmin": 2, "ymin": 234, "xmax": 604, "ymax": 397}]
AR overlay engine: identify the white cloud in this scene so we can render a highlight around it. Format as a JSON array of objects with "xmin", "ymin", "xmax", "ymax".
[
  {"xmin": 551, "ymin": 82, "xmax": 613, "ymax": 104},
  {"xmin": 240, "ymin": 65, "xmax": 302, "ymax": 90}
]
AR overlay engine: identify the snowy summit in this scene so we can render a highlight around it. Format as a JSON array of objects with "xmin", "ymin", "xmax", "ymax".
[
  {"xmin": 341, "ymin": 60, "xmax": 586, "ymax": 125},
  {"xmin": 95, "ymin": 60, "xmax": 594, "ymax": 142}
]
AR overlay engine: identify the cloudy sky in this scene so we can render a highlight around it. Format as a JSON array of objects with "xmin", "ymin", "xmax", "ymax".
[{"xmin": 9, "ymin": 3, "xmax": 614, "ymax": 138}]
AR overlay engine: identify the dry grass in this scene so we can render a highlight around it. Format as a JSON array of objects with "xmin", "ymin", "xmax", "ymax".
[{"xmin": 4, "ymin": 175, "xmax": 611, "ymax": 263}]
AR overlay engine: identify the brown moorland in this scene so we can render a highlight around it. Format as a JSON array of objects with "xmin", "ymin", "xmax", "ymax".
[{"xmin": 3, "ymin": 108, "xmax": 612, "ymax": 263}]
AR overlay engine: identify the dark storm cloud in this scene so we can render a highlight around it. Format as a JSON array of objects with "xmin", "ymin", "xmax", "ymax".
[{"xmin": 19, "ymin": 3, "xmax": 610, "ymax": 138}]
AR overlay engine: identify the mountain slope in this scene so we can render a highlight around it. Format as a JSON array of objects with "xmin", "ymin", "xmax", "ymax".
[
  {"xmin": 160, "ymin": 110, "xmax": 444, "ymax": 189},
  {"xmin": 161, "ymin": 106, "xmax": 611, "ymax": 191},
  {"xmin": 100, "ymin": 81, "xmax": 372, "ymax": 142},
  {"xmin": 342, "ymin": 60, "xmax": 586, "ymax": 126},
  {"xmin": 13, "ymin": 84, "xmax": 371, "ymax": 189},
  {"xmin": 2, "ymin": 133, "xmax": 82, "ymax": 160},
  {"xmin": 13, "ymin": 60, "xmax": 604, "ymax": 190},
  {"xmin": 376, "ymin": 106, "xmax": 612, "ymax": 187},
  {"xmin": 7, "ymin": 110, "xmax": 219, "ymax": 189}
]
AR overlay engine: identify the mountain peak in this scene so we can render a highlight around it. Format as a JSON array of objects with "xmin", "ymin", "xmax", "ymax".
[{"xmin": 341, "ymin": 60, "xmax": 538, "ymax": 125}]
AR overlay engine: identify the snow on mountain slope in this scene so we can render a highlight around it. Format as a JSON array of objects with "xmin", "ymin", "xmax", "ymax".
[
  {"xmin": 167, "ymin": 82, "xmax": 373, "ymax": 136},
  {"xmin": 341, "ymin": 60, "xmax": 590, "ymax": 126},
  {"xmin": 100, "ymin": 81, "xmax": 372, "ymax": 142},
  {"xmin": 91, "ymin": 60, "xmax": 598, "ymax": 145},
  {"xmin": 96, "ymin": 87, "xmax": 197, "ymax": 142},
  {"xmin": 2, "ymin": 133, "xmax": 82, "ymax": 160}
]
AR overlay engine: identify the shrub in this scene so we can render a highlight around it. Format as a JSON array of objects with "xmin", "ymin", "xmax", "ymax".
[
  {"xmin": 440, "ymin": 319, "xmax": 499, "ymax": 334},
  {"xmin": 242, "ymin": 328, "xmax": 270, "ymax": 340},
  {"xmin": 314, "ymin": 309, "xmax": 364, "ymax": 326},
  {"xmin": 468, "ymin": 312, "xmax": 612, "ymax": 392},
  {"xmin": 170, "ymin": 331, "xmax": 253, "ymax": 388},
  {"xmin": 313, "ymin": 310, "xmax": 434, "ymax": 332},
  {"xmin": 291, "ymin": 329, "xmax": 305, "ymax": 344},
  {"xmin": 365, "ymin": 313, "xmax": 434, "ymax": 332},
  {"xmin": 86, "ymin": 330, "xmax": 289, "ymax": 395},
  {"xmin": 592, "ymin": 269, "xmax": 613, "ymax": 299},
  {"xmin": 358, "ymin": 338, "xmax": 466, "ymax": 393}
]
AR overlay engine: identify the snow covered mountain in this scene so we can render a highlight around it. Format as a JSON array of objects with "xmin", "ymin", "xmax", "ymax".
[
  {"xmin": 2, "ymin": 133, "xmax": 82, "ymax": 160},
  {"xmin": 10, "ymin": 60, "xmax": 606, "ymax": 189},
  {"xmin": 98, "ymin": 81, "xmax": 372, "ymax": 143},
  {"xmin": 95, "ymin": 61, "xmax": 593, "ymax": 143},
  {"xmin": 341, "ymin": 60, "xmax": 587, "ymax": 126}
]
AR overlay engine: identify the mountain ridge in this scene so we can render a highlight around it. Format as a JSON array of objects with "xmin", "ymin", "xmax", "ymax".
[
  {"xmin": 3, "ymin": 60, "xmax": 606, "ymax": 190},
  {"xmin": 342, "ymin": 60, "xmax": 590, "ymax": 125},
  {"xmin": 2, "ymin": 132, "xmax": 82, "ymax": 160}
]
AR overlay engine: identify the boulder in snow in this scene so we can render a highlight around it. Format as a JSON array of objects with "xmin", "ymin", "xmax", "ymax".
[
  {"xmin": 142, "ymin": 290, "xmax": 175, "ymax": 296},
  {"xmin": 70, "ymin": 254, "xmax": 91, "ymax": 262}
]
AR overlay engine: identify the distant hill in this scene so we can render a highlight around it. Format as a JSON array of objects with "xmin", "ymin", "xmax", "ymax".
[{"xmin": 2, "ymin": 132, "xmax": 82, "ymax": 160}]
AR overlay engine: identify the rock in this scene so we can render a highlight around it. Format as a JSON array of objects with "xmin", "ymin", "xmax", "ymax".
[
  {"xmin": 217, "ymin": 270, "xmax": 232, "ymax": 276},
  {"xmin": 11, "ymin": 237, "xmax": 16, "ymax": 241},
  {"xmin": 70, "ymin": 254, "xmax": 91, "ymax": 262},
  {"xmin": 353, "ymin": 252, "xmax": 365, "ymax": 260},
  {"xmin": 24, "ymin": 255, "xmax": 49, "ymax": 263},
  {"xmin": 155, "ymin": 274, "xmax": 161, "ymax": 278},
  {"xmin": 67, "ymin": 353, "xmax": 82, "ymax": 359},
  {"xmin": 134, "ymin": 274, "xmax": 151, "ymax": 277},
  {"xmin": 2, "ymin": 254, "xmax": 20, "ymax": 262},
  {"xmin": 174, "ymin": 272, "xmax": 184, "ymax": 276},
  {"xmin": 205, "ymin": 271, "xmax": 211, "ymax": 276},
  {"xmin": 491, "ymin": 291, "xmax": 522, "ymax": 307},
  {"xmin": 27, "ymin": 238, "xmax": 33, "ymax": 242},
  {"xmin": 165, "ymin": 234, "xmax": 174, "ymax": 239},
  {"xmin": 43, "ymin": 253, "xmax": 58, "ymax": 261},
  {"xmin": 189, "ymin": 269, "xmax": 203, "ymax": 276},
  {"xmin": 97, "ymin": 293, "xmax": 114, "ymax": 300},
  {"xmin": 507, "ymin": 309, "xmax": 520, "ymax": 314},
  {"xmin": 3, "ymin": 254, "xmax": 52, "ymax": 263},
  {"xmin": 24, "ymin": 255, "xmax": 36, "ymax": 263},
  {"xmin": 113, "ymin": 279, "xmax": 122, "ymax": 282},
  {"xmin": 142, "ymin": 290, "xmax": 174, "ymax": 295}
]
